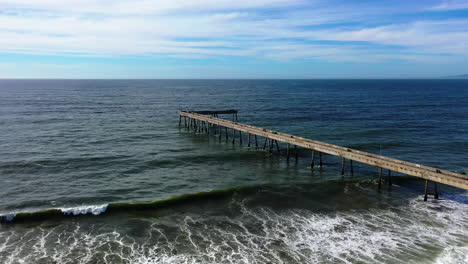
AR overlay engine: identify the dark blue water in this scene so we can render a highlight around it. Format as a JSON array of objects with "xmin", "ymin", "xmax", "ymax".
[{"xmin": 0, "ymin": 80, "xmax": 467, "ymax": 263}]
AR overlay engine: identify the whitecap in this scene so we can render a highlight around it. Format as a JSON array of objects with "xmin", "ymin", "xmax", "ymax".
[{"xmin": 60, "ymin": 204, "xmax": 108, "ymax": 216}]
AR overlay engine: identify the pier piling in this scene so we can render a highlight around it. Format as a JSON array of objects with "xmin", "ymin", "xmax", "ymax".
[
  {"xmin": 311, "ymin": 150, "xmax": 316, "ymax": 169},
  {"xmin": 341, "ymin": 158, "xmax": 345, "ymax": 176},
  {"xmin": 424, "ymin": 180, "xmax": 429, "ymax": 201},
  {"xmin": 232, "ymin": 128, "xmax": 235, "ymax": 144},
  {"xmin": 388, "ymin": 170, "xmax": 392, "ymax": 187},
  {"xmin": 378, "ymin": 168, "xmax": 383, "ymax": 190},
  {"xmin": 275, "ymin": 140, "xmax": 280, "ymax": 153},
  {"xmin": 294, "ymin": 145, "xmax": 298, "ymax": 162},
  {"xmin": 218, "ymin": 126, "xmax": 222, "ymax": 142}
]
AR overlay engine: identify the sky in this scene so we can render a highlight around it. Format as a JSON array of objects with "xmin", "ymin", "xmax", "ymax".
[{"xmin": 0, "ymin": 0, "xmax": 467, "ymax": 79}]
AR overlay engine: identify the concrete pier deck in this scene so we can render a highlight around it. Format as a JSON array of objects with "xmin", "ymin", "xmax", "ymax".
[{"xmin": 179, "ymin": 110, "xmax": 468, "ymax": 191}]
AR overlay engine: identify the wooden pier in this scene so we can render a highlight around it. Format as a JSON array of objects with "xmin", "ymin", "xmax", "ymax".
[{"xmin": 178, "ymin": 110, "xmax": 468, "ymax": 199}]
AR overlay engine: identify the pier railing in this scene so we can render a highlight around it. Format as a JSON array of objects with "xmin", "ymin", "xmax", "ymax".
[{"xmin": 178, "ymin": 110, "xmax": 468, "ymax": 200}]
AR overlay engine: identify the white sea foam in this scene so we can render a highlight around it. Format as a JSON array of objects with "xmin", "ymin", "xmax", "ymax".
[
  {"xmin": 0, "ymin": 204, "xmax": 108, "ymax": 222},
  {"xmin": 60, "ymin": 204, "xmax": 108, "ymax": 216},
  {"xmin": 0, "ymin": 195, "xmax": 467, "ymax": 264},
  {"xmin": 435, "ymin": 246, "xmax": 468, "ymax": 264}
]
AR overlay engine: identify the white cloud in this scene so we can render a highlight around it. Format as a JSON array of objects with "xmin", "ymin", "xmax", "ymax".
[
  {"xmin": 0, "ymin": 0, "xmax": 304, "ymax": 14},
  {"xmin": 0, "ymin": 0, "xmax": 467, "ymax": 64},
  {"xmin": 301, "ymin": 20, "xmax": 468, "ymax": 55},
  {"xmin": 430, "ymin": 0, "xmax": 468, "ymax": 10}
]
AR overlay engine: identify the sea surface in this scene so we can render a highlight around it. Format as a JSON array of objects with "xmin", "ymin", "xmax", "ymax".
[{"xmin": 0, "ymin": 79, "xmax": 467, "ymax": 263}]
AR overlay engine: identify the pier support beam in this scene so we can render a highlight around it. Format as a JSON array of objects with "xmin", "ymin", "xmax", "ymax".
[
  {"xmin": 311, "ymin": 150, "xmax": 316, "ymax": 169},
  {"xmin": 286, "ymin": 144, "xmax": 290, "ymax": 163},
  {"xmin": 350, "ymin": 160, "xmax": 354, "ymax": 176},
  {"xmin": 434, "ymin": 182, "xmax": 439, "ymax": 199},
  {"xmin": 275, "ymin": 140, "xmax": 280, "ymax": 153},
  {"xmin": 239, "ymin": 131, "xmax": 243, "ymax": 145},
  {"xmin": 294, "ymin": 145, "xmax": 298, "ymax": 162},
  {"xmin": 378, "ymin": 168, "xmax": 383, "ymax": 190},
  {"xmin": 424, "ymin": 180, "xmax": 429, "ymax": 201},
  {"xmin": 319, "ymin": 152, "xmax": 323, "ymax": 167},
  {"xmin": 263, "ymin": 138, "xmax": 268, "ymax": 150},
  {"xmin": 219, "ymin": 126, "xmax": 222, "ymax": 142},
  {"xmin": 255, "ymin": 135, "xmax": 258, "ymax": 149},
  {"xmin": 232, "ymin": 129, "xmax": 236, "ymax": 144},
  {"xmin": 388, "ymin": 170, "xmax": 392, "ymax": 187},
  {"xmin": 248, "ymin": 133, "xmax": 251, "ymax": 147},
  {"xmin": 341, "ymin": 158, "xmax": 345, "ymax": 176}
]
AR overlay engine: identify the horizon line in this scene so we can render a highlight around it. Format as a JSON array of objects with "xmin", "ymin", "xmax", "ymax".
[{"xmin": 1, "ymin": 77, "xmax": 467, "ymax": 81}]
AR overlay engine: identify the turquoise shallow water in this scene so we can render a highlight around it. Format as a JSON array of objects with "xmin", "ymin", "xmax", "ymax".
[{"xmin": 0, "ymin": 79, "xmax": 467, "ymax": 263}]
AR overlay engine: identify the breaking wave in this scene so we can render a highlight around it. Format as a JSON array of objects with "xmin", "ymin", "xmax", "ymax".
[
  {"xmin": 0, "ymin": 193, "xmax": 467, "ymax": 263},
  {"xmin": 0, "ymin": 186, "xmax": 244, "ymax": 223}
]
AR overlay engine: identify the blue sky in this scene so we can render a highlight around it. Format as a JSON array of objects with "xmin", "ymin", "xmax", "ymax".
[{"xmin": 0, "ymin": 0, "xmax": 467, "ymax": 78}]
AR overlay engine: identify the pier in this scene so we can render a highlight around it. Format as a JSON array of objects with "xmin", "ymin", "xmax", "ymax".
[{"xmin": 178, "ymin": 110, "xmax": 468, "ymax": 200}]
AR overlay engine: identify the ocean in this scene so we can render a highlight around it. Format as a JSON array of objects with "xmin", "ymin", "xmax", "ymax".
[{"xmin": 0, "ymin": 79, "xmax": 467, "ymax": 263}]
